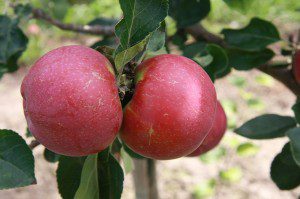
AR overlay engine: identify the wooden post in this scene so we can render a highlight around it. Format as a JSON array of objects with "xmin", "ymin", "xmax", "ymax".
[{"xmin": 132, "ymin": 159, "xmax": 159, "ymax": 199}]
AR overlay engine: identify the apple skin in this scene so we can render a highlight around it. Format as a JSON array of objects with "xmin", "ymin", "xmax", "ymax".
[
  {"xmin": 21, "ymin": 45, "xmax": 122, "ymax": 156},
  {"xmin": 188, "ymin": 101, "xmax": 227, "ymax": 157},
  {"xmin": 293, "ymin": 50, "xmax": 300, "ymax": 84},
  {"xmin": 120, "ymin": 54, "xmax": 217, "ymax": 160}
]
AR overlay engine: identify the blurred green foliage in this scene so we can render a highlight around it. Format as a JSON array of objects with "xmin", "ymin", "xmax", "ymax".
[
  {"xmin": 204, "ymin": 0, "xmax": 300, "ymax": 33},
  {"xmin": 219, "ymin": 167, "xmax": 243, "ymax": 183},
  {"xmin": 237, "ymin": 142, "xmax": 259, "ymax": 157},
  {"xmin": 1, "ymin": 0, "xmax": 299, "ymax": 66},
  {"xmin": 255, "ymin": 74, "xmax": 274, "ymax": 87},
  {"xmin": 200, "ymin": 146, "xmax": 227, "ymax": 164},
  {"xmin": 229, "ymin": 75, "xmax": 247, "ymax": 88},
  {"xmin": 221, "ymin": 99, "xmax": 238, "ymax": 129},
  {"xmin": 192, "ymin": 179, "xmax": 216, "ymax": 199}
]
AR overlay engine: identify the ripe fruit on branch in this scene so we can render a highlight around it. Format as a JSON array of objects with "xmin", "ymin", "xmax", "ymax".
[
  {"xmin": 292, "ymin": 50, "xmax": 300, "ymax": 84},
  {"xmin": 21, "ymin": 45, "xmax": 122, "ymax": 156},
  {"xmin": 188, "ymin": 101, "xmax": 227, "ymax": 157},
  {"xmin": 120, "ymin": 54, "xmax": 217, "ymax": 160}
]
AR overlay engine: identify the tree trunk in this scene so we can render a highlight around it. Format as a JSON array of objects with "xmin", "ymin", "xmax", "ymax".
[{"xmin": 132, "ymin": 159, "xmax": 159, "ymax": 199}]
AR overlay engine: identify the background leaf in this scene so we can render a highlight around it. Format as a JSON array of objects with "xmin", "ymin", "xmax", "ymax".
[
  {"xmin": 235, "ymin": 114, "xmax": 296, "ymax": 139},
  {"xmin": 146, "ymin": 22, "xmax": 166, "ymax": 52},
  {"xmin": 223, "ymin": 0, "xmax": 255, "ymax": 14},
  {"xmin": 0, "ymin": 129, "xmax": 36, "ymax": 189},
  {"xmin": 226, "ymin": 48, "xmax": 274, "ymax": 70},
  {"xmin": 0, "ymin": 15, "xmax": 28, "ymax": 78},
  {"xmin": 271, "ymin": 143, "xmax": 300, "ymax": 190},
  {"xmin": 123, "ymin": 144, "xmax": 145, "ymax": 159},
  {"xmin": 292, "ymin": 101, "xmax": 300, "ymax": 124},
  {"xmin": 169, "ymin": 0, "xmax": 210, "ymax": 28},
  {"xmin": 88, "ymin": 18, "xmax": 118, "ymax": 26},
  {"xmin": 13, "ymin": 4, "xmax": 32, "ymax": 20},
  {"xmin": 204, "ymin": 44, "xmax": 228, "ymax": 81},
  {"xmin": 120, "ymin": 148, "xmax": 133, "ymax": 174},
  {"xmin": 183, "ymin": 42, "xmax": 207, "ymax": 58},
  {"xmin": 183, "ymin": 42, "xmax": 228, "ymax": 81},
  {"xmin": 44, "ymin": 148, "xmax": 60, "ymax": 163},
  {"xmin": 286, "ymin": 127, "xmax": 300, "ymax": 166},
  {"xmin": 222, "ymin": 17, "xmax": 280, "ymax": 51}
]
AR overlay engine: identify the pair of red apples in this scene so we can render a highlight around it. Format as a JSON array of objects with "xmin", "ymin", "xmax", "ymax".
[{"xmin": 21, "ymin": 45, "xmax": 227, "ymax": 160}]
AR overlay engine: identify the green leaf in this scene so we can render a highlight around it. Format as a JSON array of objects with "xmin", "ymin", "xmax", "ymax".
[
  {"xmin": 91, "ymin": 37, "xmax": 117, "ymax": 49},
  {"xmin": 0, "ymin": 15, "xmax": 28, "ymax": 77},
  {"xmin": 116, "ymin": 0, "xmax": 168, "ymax": 49},
  {"xmin": 13, "ymin": 4, "xmax": 32, "ymax": 20},
  {"xmin": 222, "ymin": 18, "xmax": 280, "ymax": 51},
  {"xmin": 183, "ymin": 42, "xmax": 206, "ymax": 58},
  {"xmin": 170, "ymin": 0, "xmax": 210, "ymax": 28},
  {"xmin": 44, "ymin": 148, "xmax": 60, "ymax": 163},
  {"xmin": 205, "ymin": 44, "xmax": 228, "ymax": 81},
  {"xmin": 95, "ymin": 46, "xmax": 116, "ymax": 69},
  {"xmin": 0, "ymin": 129, "xmax": 36, "ymax": 189},
  {"xmin": 123, "ymin": 144, "xmax": 145, "ymax": 159},
  {"xmin": 236, "ymin": 142, "xmax": 259, "ymax": 157},
  {"xmin": 74, "ymin": 154, "xmax": 99, "ymax": 199},
  {"xmin": 121, "ymin": 148, "xmax": 134, "ymax": 174},
  {"xmin": 271, "ymin": 143, "xmax": 300, "ymax": 190},
  {"xmin": 114, "ymin": 0, "xmax": 168, "ymax": 72},
  {"xmin": 57, "ymin": 150, "xmax": 124, "ymax": 199},
  {"xmin": 226, "ymin": 48, "xmax": 274, "ymax": 70},
  {"xmin": 111, "ymin": 138, "xmax": 123, "ymax": 155},
  {"xmin": 114, "ymin": 39, "xmax": 148, "ymax": 72},
  {"xmin": 223, "ymin": 0, "xmax": 255, "ymax": 14},
  {"xmin": 25, "ymin": 128, "xmax": 32, "ymax": 137},
  {"xmin": 97, "ymin": 150, "xmax": 124, "ymax": 199},
  {"xmin": 183, "ymin": 42, "xmax": 228, "ymax": 81},
  {"xmin": 147, "ymin": 22, "xmax": 166, "ymax": 52},
  {"xmin": 57, "ymin": 156, "xmax": 86, "ymax": 199},
  {"xmin": 235, "ymin": 114, "xmax": 296, "ymax": 139},
  {"xmin": 215, "ymin": 64, "xmax": 231, "ymax": 78},
  {"xmin": 171, "ymin": 30, "xmax": 188, "ymax": 50},
  {"xmin": 286, "ymin": 127, "xmax": 300, "ymax": 166},
  {"xmin": 292, "ymin": 101, "xmax": 300, "ymax": 124}
]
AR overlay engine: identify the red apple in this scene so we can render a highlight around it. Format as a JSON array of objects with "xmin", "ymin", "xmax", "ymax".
[
  {"xmin": 120, "ymin": 54, "xmax": 217, "ymax": 160},
  {"xmin": 188, "ymin": 101, "xmax": 227, "ymax": 157},
  {"xmin": 21, "ymin": 45, "xmax": 122, "ymax": 156},
  {"xmin": 293, "ymin": 50, "xmax": 300, "ymax": 84}
]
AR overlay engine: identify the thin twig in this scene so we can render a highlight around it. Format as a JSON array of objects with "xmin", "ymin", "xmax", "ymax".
[
  {"xmin": 258, "ymin": 64, "xmax": 300, "ymax": 96},
  {"xmin": 31, "ymin": 8, "xmax": 115, "ymax": 36},
  {"xmin": 186, "ymin": 24, "xmax": 226, "ymax": 47},
  {"xmin": 29, "ymin": 140, "xmax": 40, "ymax": 150}
]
